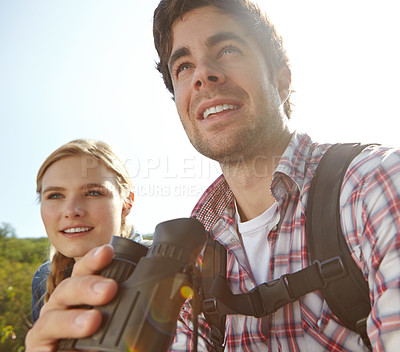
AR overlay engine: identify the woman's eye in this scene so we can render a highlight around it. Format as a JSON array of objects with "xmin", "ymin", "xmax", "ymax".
[
  {"xmin": 87, "ymin": 190, "xmax": 103, "ymax": 197},
  {"xmin": 47, "ymin": 193, "xmax": 63, "ymax": 200}
]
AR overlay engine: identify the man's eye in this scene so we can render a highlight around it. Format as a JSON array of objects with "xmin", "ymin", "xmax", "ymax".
[
  {"xmin": 176, "ymin": 63, "xmax": 192, "ymax": 75},
  {"xmin": 221, "ymin": 46, "xmax": 239, "ymax": 56}
]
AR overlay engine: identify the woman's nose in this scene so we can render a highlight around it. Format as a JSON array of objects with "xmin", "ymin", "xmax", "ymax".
[{"xmin": 63, "ymin": 198, "xmax": 85, "ymax": 218}]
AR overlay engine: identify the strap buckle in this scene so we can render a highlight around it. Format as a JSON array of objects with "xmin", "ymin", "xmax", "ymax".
[
  {"xmin": 203, "ymin": 297, "xmax": 219, "ymax": 315},
  {"xmin": 253, "ymin": 275, "xmax": 295, "ymax": 316},
  {"xmin": 314, "ymin": 257, "xmax": 347, "ymax": 287}
]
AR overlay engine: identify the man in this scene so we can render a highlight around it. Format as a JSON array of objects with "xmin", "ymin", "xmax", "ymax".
[{"xmin": 26, "ymin": 0, "xmax": 400, "ymax": 351}]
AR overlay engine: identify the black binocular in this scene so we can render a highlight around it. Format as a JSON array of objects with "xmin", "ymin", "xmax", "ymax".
[{"xmin": 58, "ymin": 217, "xmax": 207, "ymax": 352}]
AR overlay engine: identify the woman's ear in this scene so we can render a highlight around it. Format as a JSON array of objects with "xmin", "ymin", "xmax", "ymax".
[
  {"xmin": 122, "ymin": 192, "xmax": 134, "ymax": 218},
  {"xmin": 276, "ymin": 66, "xmax": 291, "ymax": 104},
  {"xmin": 122, "ymin": 205, "xmax": 131, "ymax": 218}
]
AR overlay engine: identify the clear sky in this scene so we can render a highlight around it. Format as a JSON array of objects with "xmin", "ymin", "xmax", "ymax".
[{"xmin": 1, "ymin": 0, "xmax": 399, "ymax": 239}]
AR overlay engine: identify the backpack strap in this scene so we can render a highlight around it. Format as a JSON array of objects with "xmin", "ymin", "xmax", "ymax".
[
  {"xmin": 201, "ymin": 143, "xmax": 372, "ymax": 350},
  {"xmin": 201, "ymin": 234, "xmax": 227, "ymax": 352},
  {"xmin": 306, "ymin": 143, "xmax": 372, "ymax": 349}
]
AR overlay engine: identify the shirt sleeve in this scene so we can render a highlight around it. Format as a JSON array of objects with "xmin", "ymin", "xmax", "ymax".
[{"xmin": 342, "ymin": 147, "xmax": 400, "ymax": 351}]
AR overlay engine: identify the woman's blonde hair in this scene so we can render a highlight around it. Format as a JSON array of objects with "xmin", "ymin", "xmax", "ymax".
[{"xmin": 36, "ymin": 139, "xmax": 134, "ymax": 302}]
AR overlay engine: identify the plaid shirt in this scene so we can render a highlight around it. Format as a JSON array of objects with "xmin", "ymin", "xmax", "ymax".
[{"xmin": 170, "ymin": 132, "xmax": 400, "ymax": 351}]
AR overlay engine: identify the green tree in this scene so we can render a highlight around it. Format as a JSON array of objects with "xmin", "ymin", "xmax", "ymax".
[
  {"xmin": 0, "ymin": 222, "xmax": 16, "ymax": 239},
  {"xmin": 0, "ymin": 223, "xmax": 49, "ymax": 352}
]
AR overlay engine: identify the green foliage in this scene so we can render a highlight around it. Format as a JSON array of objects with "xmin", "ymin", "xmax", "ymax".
[
  {"xmin": 142, "ymin": 232, "xmax": 154, "ymax": 241},
  {"xmin": 0, "ymin": 222, "xmax": 16, "ymax": 239},
  {"xmin": 0, "ymin": 223, "xmax": 49, "ymax": 352}
]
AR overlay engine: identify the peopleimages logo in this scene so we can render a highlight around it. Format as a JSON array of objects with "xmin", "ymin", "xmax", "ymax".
[
  {"xmin": 80, "ymin": 153, "xmax": 282, "ymax": 180},
  {"xmin": 123, "ymin": 155, "xmax": 221, "ymax": 179},
  {"xmin": 77, "ymin": 154, "xmax": 220, "ymax": 179},
  {"xmin": 123, "ymin": 154, "xmax": 281, "ymax": 179}
]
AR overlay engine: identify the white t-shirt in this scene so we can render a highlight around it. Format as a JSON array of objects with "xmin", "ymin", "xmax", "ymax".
[{"xmin": 235, "ymin": 202, "xmax": 280, "ymax": 285}]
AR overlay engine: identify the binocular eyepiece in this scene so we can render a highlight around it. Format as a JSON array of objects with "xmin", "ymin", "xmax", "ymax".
[{"xmin": 58, "ymin": 217, "xmax": 207, "ymax": 352}]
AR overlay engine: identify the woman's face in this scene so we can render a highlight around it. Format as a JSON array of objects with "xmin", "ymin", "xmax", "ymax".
[{"xmin": 40, "ymin": 155, "xmax": 128, "ymax": 260}]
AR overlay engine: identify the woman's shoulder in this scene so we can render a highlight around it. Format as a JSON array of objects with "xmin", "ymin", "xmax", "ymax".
[
  {"xmin": 31, "ymin": 261, "xmax": 51, "ymax": 324},
  {"xmin": 32, "ymin": 261, "xmax": 51, "ymax": 285}
]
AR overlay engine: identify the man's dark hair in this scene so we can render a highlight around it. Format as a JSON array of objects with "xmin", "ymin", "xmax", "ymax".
[{"xmin": 153, "ymin": 0, "xmax": 292, "ymax": 117}]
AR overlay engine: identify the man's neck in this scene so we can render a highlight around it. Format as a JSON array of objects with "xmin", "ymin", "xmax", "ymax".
[{"xmin": 221, "ymin": 130, "xmax": 291, "ymax": 222}]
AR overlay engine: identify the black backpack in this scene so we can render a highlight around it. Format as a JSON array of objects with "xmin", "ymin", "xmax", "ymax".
[{"xmin": 200, "ymin": 143, "xmax": 372, "ymax": 351}]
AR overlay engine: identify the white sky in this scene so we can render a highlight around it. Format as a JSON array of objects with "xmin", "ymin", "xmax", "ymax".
[{"xmin": 1, "ymin": 0, "xmax": 399, "ymax": 238}]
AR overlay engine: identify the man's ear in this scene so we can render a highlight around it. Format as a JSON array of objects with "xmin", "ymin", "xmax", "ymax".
[{"xmin": 276, "ymin": 66, "xmax": 291, "ymax": 104}]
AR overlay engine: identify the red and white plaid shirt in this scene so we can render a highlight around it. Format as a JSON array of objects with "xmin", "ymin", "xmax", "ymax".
[{"xmin": 170, "ymin": 132, "xmax": 400, "ymax": 351}]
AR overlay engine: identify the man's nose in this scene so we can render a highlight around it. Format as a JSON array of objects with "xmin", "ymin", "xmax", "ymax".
[{"xmin": 192, "ymin": 60, "xmax": 225, "ymax": 89}]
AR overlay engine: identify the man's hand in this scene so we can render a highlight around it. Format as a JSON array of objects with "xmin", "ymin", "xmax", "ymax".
[{"xmin": 25, "ymin": 244, "xmax": 117, "ymax": 352}]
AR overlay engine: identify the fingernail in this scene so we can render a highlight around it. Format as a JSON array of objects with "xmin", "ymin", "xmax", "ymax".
[
  {"xmin": 93, "ymin": 279, "xmax": 114, "ymax": 294},
  {"xmin": 93, "ymin": 244, "xmax": 111, "ymax": 257},
  {"xmin": 92, "ymin": 245, "xmax": 105, "ymax": 257},
  {"xmin": 75, "ymin": 310, "xmax": 95, "ymax": 328}
]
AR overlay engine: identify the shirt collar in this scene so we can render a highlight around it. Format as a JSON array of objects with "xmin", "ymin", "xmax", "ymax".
[
  {"xmin": 271, "ymin": 131, "xmax": 315, "ymax": 200},
  {"xmin": 191, "ymin": 174, "xmax": 234, "ymax": 232},
  {"xmin": 191, "ymin": 131, "xmax": 322, "ymax": 231}
]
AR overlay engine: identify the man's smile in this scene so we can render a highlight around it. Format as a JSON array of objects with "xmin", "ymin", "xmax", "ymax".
[{"xmin": 202, "ymin": 104, "xmax": 240, "ymax": 119}]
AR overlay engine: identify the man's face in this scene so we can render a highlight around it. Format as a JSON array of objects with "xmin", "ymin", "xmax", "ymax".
[{"xmin": 168, "ymin": 6, "xmax": 288, "ymax": 164}]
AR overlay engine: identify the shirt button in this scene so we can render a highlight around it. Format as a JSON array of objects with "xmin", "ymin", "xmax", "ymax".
[{"xmin": 272, "ymin": 225, "xmax": 278, "ymax": 232}]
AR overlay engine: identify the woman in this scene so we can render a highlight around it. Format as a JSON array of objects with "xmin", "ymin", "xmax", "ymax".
[{"xmin": 31, "ymin": 139, "xmax": 138, "ymax": 323}]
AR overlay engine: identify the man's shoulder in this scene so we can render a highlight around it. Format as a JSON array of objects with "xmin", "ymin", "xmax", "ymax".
[
  {"xmin": 338, "ymin": 144, "xmax": 400, "ymax": 223},
  {"xmin": 346, "ymin": 144, "xmax": 400, "ymax": 181}
]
